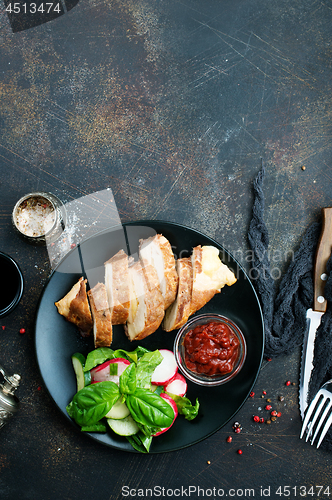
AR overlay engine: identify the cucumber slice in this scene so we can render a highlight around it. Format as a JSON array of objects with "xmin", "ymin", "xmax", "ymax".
[
  {"xmin": 107, "ymin": 415, "xmax": 139, "ymax": 436},
  {"xmin": 105, "ymin": 399, "xmax": 130, "ymax": 419},
  {"xmin": 71, "ymin": 353, "xmax": 91, "ymax": 392}
]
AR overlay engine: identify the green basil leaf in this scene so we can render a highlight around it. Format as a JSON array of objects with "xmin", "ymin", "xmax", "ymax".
[
  {"xmin": 136, "ymin": 350, "xmax": 163, "ymax": 389},
  {"xmin": 119, "ymin": 363, "xmax": 136, "ymax": 394},
  {"xmin": 126, "ymin": 435, "xmax": 148, "ymax": 453},
  {"xmin": 127, "ymin": 432, "xmax": 153, "ymax": 453},
  {"xmin": 67, "ymin": 381, "xmax": 120, "ymax": 426},
  {"xmin": 126, "ymin": 389, "xmax": 174, "ymax": 428},
  {"xmin": 109, "ymin": 363, "xmax": 118, "ymax": 376},
  {"xmin": 136, "ymin": 421, "xmax": 161, "ymax": 437},
  {"xmin": 84, "ymin": 348, "xmax": 116, "ymax": 371},
  {"xmin": 81, "ymin": 423, "xmax": 107, "ymax": 433},
  {"xmin": 84, "ymin": 346, "xmax": 152, "ymax": 371},
  {"xmin": 167, "ymin": 394, "xmax": 200, "ymax": 421},
  {"xmin": 140, "ymin": 434, "xmax": 153, "ymax": 453}
]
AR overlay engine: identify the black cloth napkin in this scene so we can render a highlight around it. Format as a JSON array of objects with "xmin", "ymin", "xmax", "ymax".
[{"xmin": 247, "ymin": 166, "xmax": 332, "ymax": 451}]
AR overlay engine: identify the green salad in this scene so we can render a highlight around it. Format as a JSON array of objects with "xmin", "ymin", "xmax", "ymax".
[{"xmin": 66, "ymin": 346, "xmax": 199, "ymax": 453}]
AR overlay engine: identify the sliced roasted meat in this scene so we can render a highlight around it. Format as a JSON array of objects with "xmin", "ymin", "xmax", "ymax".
[
  {"xmin": 163, "ymin": 257, "xmax": 193, "ymax": 332},
  {"xmin": 88, "ymin": 282, "xmax": 113, "ymax": 348},
  {"xmin": 55, "ymin": 277, "xmax": 93, "ymax": 337},
  {"xmin": 139, "ymin": 234, "xmax": 178, "ymax": 309},
  {"xmin": 190, "ymin": 245, "xmax": 237, "ymax": 315},
  {"xmin": 125, "ymin": 260, "xmax": 164, "ymax": 341},
  {"xmin": 104, "ymin": 249, "xmax": 130, "ymax": 325}
]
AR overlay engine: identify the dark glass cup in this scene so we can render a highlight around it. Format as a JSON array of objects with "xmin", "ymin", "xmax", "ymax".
[{"xmin": 0, "ymin": 252, "xmax": 24, "ymax": 317}]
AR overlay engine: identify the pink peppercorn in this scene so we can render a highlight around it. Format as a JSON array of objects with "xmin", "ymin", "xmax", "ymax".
[
  {"xmin": 226, "ymin": 436, "xmax": 232, "ymax": 443},
  {"xmin": 265, "ymin": 404, "xmax": 272, "ymax": 411},
  {"xmin": 249, "ymin": 391, "xmax": 255, "ymax": 398},
  {"xmin": 253, "ymin": 415, "xmax": 260, "ymax": 422},
  {"xmin": 19, "ymin": 328, "xmax": 25, "ymax": 334},
  {"xmin": 237, "ymin": 449, "xmax": 243, "ymax": 455},
  {"xmin": 286, "ymin": 380, "xmax": 291, "ymax": 386}
]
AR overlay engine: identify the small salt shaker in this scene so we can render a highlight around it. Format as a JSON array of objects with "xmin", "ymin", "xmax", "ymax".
[{"xmin": 0, "ymin": 365, "xmax": 21, "ymax": 430}]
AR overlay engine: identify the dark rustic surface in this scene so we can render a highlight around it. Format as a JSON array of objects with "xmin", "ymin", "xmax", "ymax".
[{"xmin": 1, "ymin": 0, "xmax": 332, "ymax": 499}]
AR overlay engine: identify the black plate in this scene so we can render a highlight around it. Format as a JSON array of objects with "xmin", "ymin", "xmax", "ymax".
[{"xmin": 35, "ymin": 220, "xmax": 264, "ymax": 453}]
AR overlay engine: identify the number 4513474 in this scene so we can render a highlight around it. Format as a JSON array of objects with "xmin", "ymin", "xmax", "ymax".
[
  {"xmin": 6, "ymin": 3, "xmax": 62, "ymax": 14},
  {"xmin": 276, "ymin": 485, "xmax": 331, "ymax": 497}
]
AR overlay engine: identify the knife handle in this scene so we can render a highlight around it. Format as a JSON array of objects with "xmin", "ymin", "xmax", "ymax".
[{"xmin": 313, "ymin": 207, "xmax": 332, "ymax": 312}]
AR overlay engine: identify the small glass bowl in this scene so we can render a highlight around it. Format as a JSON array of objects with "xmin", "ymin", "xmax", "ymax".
[
  {"xmin": 12, "ymin": 192, "xmax": 65, "ymax": 245},
  {"xmin": 173, "ymin": 313, "xmax": 247, "ymax": 387},
  {"xmin": 0, "ymin": 252, "xmax": 24, "ymax": 317}
]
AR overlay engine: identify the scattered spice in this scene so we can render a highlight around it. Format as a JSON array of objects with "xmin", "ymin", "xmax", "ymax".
[
  {"xmin": 266, "ymin": 420, "xmax": 271, "ymax": 425},
  {"xmin": 266, "ymin": 398, "xmax": 272, "ymax": 403},
  {"xmin": 234, "ymin": 427, "xmax": 241, "ymax": 434},
  {"xmin": 260, "ymin": 417, "xmax": 264, "ymax": 423},
  {"xmin": 253, "ymin": 415, "xmax": 260, "ymax": 422},
  {"xmin": 271, "ymin": 416, "xmax": 277, "ymax": 421},
  {"xmin": 226, "ymin": 436, "xmax": 233, "ymax": 443},
  {"xmin": 301, "ymin": 165, "xmax": 306, "ymax": 171},
  {"xmin": 285, "ymin": 380, "xmax": 291, "ymax": 386},
  {"xmin": 262, "ymin": 390, "xmax": 267, "ymax": 395},
  {"xmin": 271, "ymin": 410, "xmax": 278, "ymax": 417},
  {"xmin": 1, "ymin": 326, "xmax": 5, "ymax": 330},
  {"xmin": 265, "ymin": 404, "xmax": 272, "ymax": 411},
  {"xmin": 207, "ymin": 461, "xmax": 211, "ymax": 465},
  {"xmin": 277, "ymin": 412, "xmax": 282, "ymax": 417},
  {"xmin": 266, "ymin": 357, "xmax": 272, "ymax": 362},
  {"xmin": 278, "ymin": 395, "xmax": 285, "ymax": 402},
  {"xmin": 19, "ymin": 328, "xmax": 25, "ymax": 334},
  {"xmin": 237, "ymin": 449, "xmax": 243, "ymax": 455},
  {"xmin": 249, "ymin": 391, "xmax": 255, "ymax": 398}
]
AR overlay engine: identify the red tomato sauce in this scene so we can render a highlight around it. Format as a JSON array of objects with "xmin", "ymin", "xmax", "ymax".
[{"xmin": 183, "ymin": 321, "xmax": 240, "ymax": 376}]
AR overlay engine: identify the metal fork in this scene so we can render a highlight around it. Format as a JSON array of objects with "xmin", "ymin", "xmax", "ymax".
[{"xmin": 300, "ymin": 379, "xmax": 332, "ymax": 448}]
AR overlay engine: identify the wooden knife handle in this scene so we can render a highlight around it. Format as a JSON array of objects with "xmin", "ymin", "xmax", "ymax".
[{"xmin": 313, "ymin": 207, "xmax": 332, "ymax": 312}]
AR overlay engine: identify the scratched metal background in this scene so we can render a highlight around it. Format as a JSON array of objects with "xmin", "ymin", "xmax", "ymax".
[{"xmin": 0, "ymin": 0, "xmax": 332, "ymax": 498}]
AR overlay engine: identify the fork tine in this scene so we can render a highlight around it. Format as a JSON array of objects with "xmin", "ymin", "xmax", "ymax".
[
  {"xmin": 305, "ymin": 396, "xmax": 326, "ymax": 442},
  {"xmin": 300, "ymin": 391, "xmax": 323, "ymax": 439},
  {"xmin": 310, "ymin": 400, "xmax": 332, "ymax": 446},
  {"xmin": 316, "ymin": 411, "xmax": 332, "ymax": 449}
]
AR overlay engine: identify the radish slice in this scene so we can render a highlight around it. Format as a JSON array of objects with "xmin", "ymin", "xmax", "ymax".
[
  {"xmin": 164, "ymin": 373, "xmax": 187, "ymax": 397},
  {"xmin": 90, "ymin": 358, "xmax": 130, "ymax": 385},
  {"xmin": 153, "ymin": 393, "xmax": 178, "ymax": 437},
  {"xmin": 151, "ymin": 349, "xmax": 178, "ymax": 386}
]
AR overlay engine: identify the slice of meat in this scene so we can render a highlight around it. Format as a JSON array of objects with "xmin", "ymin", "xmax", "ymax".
[
  {"xmin": 88, "ymin": 282, "xmax": 113, "ymax": 348},
  {"xmin": 190, "ymin": 245, "xmax": 237, "ymax": 315},
  {"xmin": 125, "ymin": 260, "xmax": 164, "ymax": 341},
  {"xmin": 139, "ymin": 234, "xmax": 178, "ymax": 310},
  {"xmin": 55, "ymin": 277, "xmax": 93, "ymax": 337},
  {"xmin": 163, "ymin": 257, "xmax": 193, "ymax": 332},
  {"xmin": 104, "ymin": 249, "xmax": 130, "ymax": 325}
]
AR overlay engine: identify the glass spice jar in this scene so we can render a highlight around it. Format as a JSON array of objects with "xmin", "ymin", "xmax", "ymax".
[{"xmin": 12, "ymin": 192, "xmax": 65, "ymax": 245}]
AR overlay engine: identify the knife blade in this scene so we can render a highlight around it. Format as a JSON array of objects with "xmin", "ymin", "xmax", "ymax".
[{"xmin": 299, "ymin": 207, "xmax": 332, "ymax": 418}]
